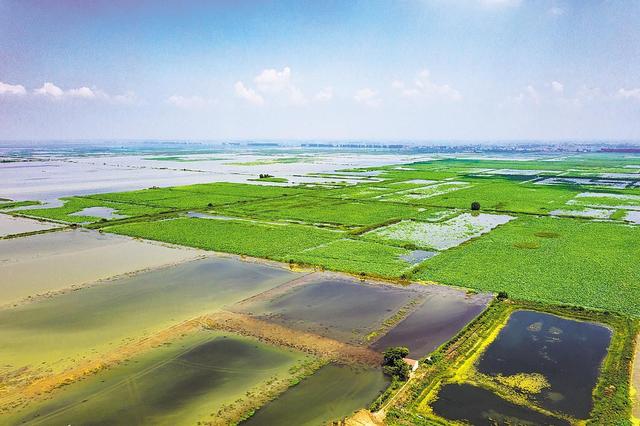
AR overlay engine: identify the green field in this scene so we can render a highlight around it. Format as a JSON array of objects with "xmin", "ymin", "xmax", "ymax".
[
  {"xmin": 415, "ymin": 216, "xmax": 640, "ymax": 316},
  {"xmin": 18, "ymin": 154, "xmax": 640, "ymax": 317}
]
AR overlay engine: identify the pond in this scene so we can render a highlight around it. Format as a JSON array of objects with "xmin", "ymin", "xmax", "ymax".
[
  {"xmin": 234, "ymin": 276, "xmax": 419, "ymax": 344},
  {"xmin": 69, "ymin": 206, "xmax": 127, "ymax": 220},
  {"xmin": 0, "ymin": 256, "xmax": 301, "ymax": 380},
  {"xmin": 242, "ymin": 364, "xmax": 388, "ymax": 426},
  {"xmin": 371, "ymin": 287, "xmax": 491, "ymax": 358},
  {"xmin": 6, "ymin": 331, "xmax": 307, "ymax": 426},
  {"xmin": 431, "ymin": 383, "xmax": 571, "ymax": 426},
  {"xmin": 476, "ymin": 310, "xmax": 611, "ymax": 418}
]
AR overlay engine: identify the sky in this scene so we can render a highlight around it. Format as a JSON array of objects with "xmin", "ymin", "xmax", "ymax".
[{"xmin": 0, "ymin": 0, "xmax": 639, "ymax": 142}]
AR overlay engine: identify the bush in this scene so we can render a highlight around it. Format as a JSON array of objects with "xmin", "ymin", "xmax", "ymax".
[{"xmin": 382, "ymin": 346, "xmax": 411, "ymax": 380}]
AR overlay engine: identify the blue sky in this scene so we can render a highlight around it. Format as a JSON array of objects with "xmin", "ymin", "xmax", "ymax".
[{"xmin": 0, "ymin": 0, "xmax": 639, "ymax": 141}]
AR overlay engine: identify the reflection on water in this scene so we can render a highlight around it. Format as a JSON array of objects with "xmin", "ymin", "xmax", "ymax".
[
  {"xmin": 236, "ymin": 277, "xmax": 418, "ymax": 344},
  {"xmin": 242, "ymin": 364, "xmax": 388, "ymax": 426},
  {"xmin": 477, "ymin": 310, "xmax": 611, "ymax": 418},
  {"xmin": 371, "ymin": 289, "xmax": 490, "ymax": 358},
  {"xmin": 432, "ymin": 383, "xmax": 570, "ymax": 426}
]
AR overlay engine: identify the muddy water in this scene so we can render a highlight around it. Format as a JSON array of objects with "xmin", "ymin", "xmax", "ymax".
[
  {"xmin": 7, "ymin": 331, "xmax": 307, "ymax": 426},
  {"xmin": 242, "ymin": 364, "xmax": 388, "ymax": 426},
  {"xmin": 236, "ymin": 277, "xmax": 418, "ymax": 344},
  {"xmin": 69, "ymin": 206, "xmax": 127, "ymax": 219},
  {"xmin": 0, "ymin": 256, "xmax": 301, "ymax": 377},
  {"xmin": 0, "ymin": 213, "xmax": 61, "ymax": 237},
  {"xmin": 431, "ymin": 383, "xmax": 570, "ymax": 426},
  {"xmin": 477, "ymin": 310, "xmax": 611, "ymax": 418},
  {"xmin": 371, "ymin": 288, "xmax": 491, "ymax": 358},
  {"xmin": 0, "ymin": 229, "xmax": 201, "ymax": 305}
]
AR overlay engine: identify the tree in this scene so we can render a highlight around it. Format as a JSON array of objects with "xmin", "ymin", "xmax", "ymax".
[
  {"xmin": 383, "ymin": 346, "xmax": 409, "ymax": 365},
  {"xmin": 471, "ymin": 201, "xmax": 481, "ymax": 211},
  {"xmin": 382, "ymin": 346, "xmax": 411, "ymax": 381}
]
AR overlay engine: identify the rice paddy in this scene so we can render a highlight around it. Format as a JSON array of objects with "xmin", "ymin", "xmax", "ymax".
[{"xmin": 4, "ymin": 151, "xmax": 640, "ymax": 425}]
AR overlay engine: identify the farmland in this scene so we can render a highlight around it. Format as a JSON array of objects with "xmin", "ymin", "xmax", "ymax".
[{"xmin": 3, "ymin": 151, "xmax": 640, "ymax": 425}]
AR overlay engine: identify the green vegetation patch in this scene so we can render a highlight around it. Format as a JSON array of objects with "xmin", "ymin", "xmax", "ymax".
[
  {"xmin": 218, "ymin": 196, "xmax": 439, "ymax": 227},
  {"xmin": 293, "ymin": 238, "xmax": 413, "ymax": 277},
  {"xmin": 416, "ymin": 216, "xmax": 640, "ymax": 316},
  {"xmin": 18, "ymin": 197, "xmax": 166, "ymax": 223},
  {"xmin": 0, "ymin": 200, "xmax": 41, "ymax": 210},
  {"xmin": 106, "ymin": 217, "xmax": 344, "ymax": 260}
]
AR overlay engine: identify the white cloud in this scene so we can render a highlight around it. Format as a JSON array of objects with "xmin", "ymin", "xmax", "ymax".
[
  {"xmin": 507, "ymin": 84, "xmax": 541, "ymax": 105},
  {"xmin": 254, "ymin": 66, "xmax": 292, "ymax": 93},
  {"xmin": 34, "ymin": 82, "xmax": 65, "ymax": 98},
  {"xmin": 314, "ymin": 86, "xmax": 333, "ymax": 102},
  {"xmin": 617, "ymin": 88, "xmax": 640, "ymax": 101},
  {"xmin": 354, "ymin": 88, "xmax": 381, "ymax": 107},
  {"xmin": 33, "ymin": 82, "xmax": 135, "ymax": 104},
  {"xmin": 67, "ymin": 86, "xmax": 96, "ymax": 99},
  {"xmin": 392, "ymin": 69, "xmax": 462, "ymax": 101},
  {"xmin": 0, "ymin": 81, "xmax": 26, "ymax": 96},
  {"xmin": 551, "ymin": 81, "xmax": 564, "ymax": 94},
  {"xmin": 167, "ymin": 95, "xmax": 209, "ymax": 109},
  {"xmin": 525, "ymin": 85, "xmax": 540, "ymax": 104},
  {"xmin": 235, "ymin": 66, "xmax": 309, "ymax": 106},
  {"xmin": 234, "ymin": 81, "xmax": 264, "ymax": 106}
]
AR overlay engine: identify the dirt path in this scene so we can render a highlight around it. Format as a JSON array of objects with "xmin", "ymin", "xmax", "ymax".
[
  {"xmin": 633, "ymin": 332, "xmax": 640, "ymax": 420},
  {"xmin": 201, "ymin": 311, "xmax": 382, "ymax": 367}
]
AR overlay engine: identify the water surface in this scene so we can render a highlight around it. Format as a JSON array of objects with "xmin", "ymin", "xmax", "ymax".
[
  {"xmin": 242, "ymin": 364, "xmax": 388, "ymax": 426},
  {"xmin": 7, "ymin": 332, "xmax": 306, "ymax": 426},
  {"xmin": 236, "ymin": 277, "xmax": 418, "ymax": 344},
  {"xmin": 431, "ymin": 383, "xmax": 570, "ymax": 426},
  {"xmin": 477, "ymin": 310, "xmax": 611, "ymax": 418},
  {"xmin": 372, "ymin": 288, "xmax": 490, "ymax": 358}
]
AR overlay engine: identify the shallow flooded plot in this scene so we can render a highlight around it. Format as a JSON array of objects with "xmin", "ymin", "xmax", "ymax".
[
  {"xmin": 0, "ymin": 257, "xmax": 300, "ymax": 381},
  {"xmin": 0, "ymin": 213, "xmax": 61, "ymax": 237},
  {"xmin": 367, "ymin": 213, "xmax": 513, "ymax": 250},
  {"xmin": 69, "ymin": 206, "xmax": 127, "ymax": 220},
  {"xmin": 431, "ymin": 383, "xmax": 570, "ymax": 426},
  {"xmin": 6, "ymin": 331, "xmax": 308, "ymax": 426},
  {"xmin": 371, "ymin": 288, "xmax": 491, "ymax": 358},
  {"xmin": 242, "ymin": 364, "xmax": 388, "ymax": 426},
  {"xmin": 235, "ymin": 276, "xmax": 419, "ymax": 344},
  {"xmin": 379, "ymin": 181, "xmax": 471, "ymax": 202},
  {"xmin": 0, "ymin": 229, "xmax": 201, "ymax": 305},
  {"xmin": 549, "ymin": 208, "xmax": 614, "ymax": 219},
  {"xmin": 477, "ymin": 310, "xmax": 611, "ymax": 418}
]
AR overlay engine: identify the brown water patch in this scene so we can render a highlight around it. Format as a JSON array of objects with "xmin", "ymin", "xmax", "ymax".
[{"xmin": 202, "ymin": 311, "xmax": 382, "ymax": 367}]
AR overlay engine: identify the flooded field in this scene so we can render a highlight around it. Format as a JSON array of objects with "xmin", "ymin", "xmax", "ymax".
[
  {"xmin": 477, "ymin": 310, "xmax": 612, "ymax": 418},
  {"xmin": 371, "ymin": 287, "xmax": 491, "ymax": 358},
  {"xmin": 242, "ymin": 364, "xmax": 388, "ymax": 426},
  {"xmin": 0, "ymin": 229, "xmax": 202, "ymax": 305},
  {"xmin": 0, "ymin": 213, "xmax": 61, "ymax": 237},
  {"xmin": 431, "ymin": 383, "xmax": 570, "ymax": 426},
  {"xmin": 367, "ymin": 213, "xmax": 514, "ymax": 251},
  {"xmin": 234, "ymin": 276, "xmax": 419, "ymax": 344},
  {"xmin": 0, "ymin": 257, "xmax": 300, "ymax": 384},
  {"xmin": 5, "ymin": 331, "xmax": 309, "ymax": 426}
]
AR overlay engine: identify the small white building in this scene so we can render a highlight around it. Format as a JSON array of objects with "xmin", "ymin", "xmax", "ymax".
[{"xmin": 403, "ymin": 357, "xmax": 419, "ymax": 372}]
